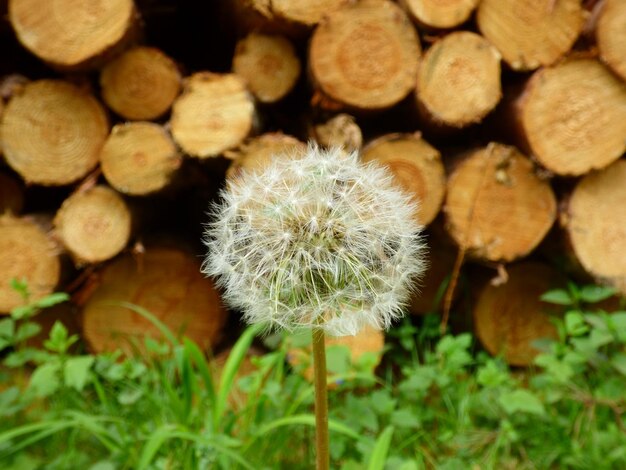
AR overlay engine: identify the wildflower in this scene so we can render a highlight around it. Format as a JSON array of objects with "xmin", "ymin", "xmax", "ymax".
[{"xmin": 202, "ymin": 145, "xmax": 426, "ymax": 336}]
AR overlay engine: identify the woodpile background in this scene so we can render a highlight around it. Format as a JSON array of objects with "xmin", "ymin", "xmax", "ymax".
[{"xmin": 1, "ymin": 0, "xmax": 625, "ymax": 367}]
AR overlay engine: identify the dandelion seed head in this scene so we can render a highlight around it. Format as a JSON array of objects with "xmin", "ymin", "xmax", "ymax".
[{"xmin": 202, "ymin": 144, "xmax": 427, "ymax": 336}]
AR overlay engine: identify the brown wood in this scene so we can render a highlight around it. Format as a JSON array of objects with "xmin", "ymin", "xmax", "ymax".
[
  {"xmin": 287, "ymin": 325, "xmax": 385, "ymax": 387},
  {"xmin": 100, "ymin": 122, "xmax": 182, "ymax": 196},
  {"xmin": 596, "ymin": 0, "xmax": 626, "ymax": 81},
  {"xmin": 474, "ymin": 262, "xmax": 563, "ymax": 366},
  {"xmin": 81, "ymin": 247, "xmax": 227, "ymax": 355},
  {"xmin": 444, "ymin": 143, "xmax": 556, "ymax": 262},
  {"xmin": 100, "ymin": 46, "xmax": 182, "ymax": 120},
  {"xmin": 53, "ymin": 185, "xmax": 132, "ymax": 265},
  {"xmin": 225, "ymin": 133, "xmax": 306, "ymax": 179},
  {"xmin": 228, "ymin": 0, "xmax": 351, "ymax": 36},
  {"xmin": 400, "ymin": 0, "xmax": 479, "ymax": 29},
  {"xmin": 8, "ymin": 0, "xmax": 138, "ymax": 70},
  {"xmin": 170, "ymin": 72, "xmax": 255, "ymax": 159},
  {"xmin": 564, "ymin": 160, "xmax": 626, "ymax": 297},
  {"xmin": 0, "ymin": 80, "xmax": 109, "ymax": 186},
  {"xmin": 310, "ymin": 114, "xmax": 363, "ymax": 152},
  {"xmin": 477, "ymin": 0, "xmax": 584, "ymax": 71},
  {"xmin": 0, "ymin": 172, "xmax": 24, "ymax": 215},
  {"xmin": 416, "ymin": 31, "xmax": 502, "ymax": 128},
  {"xmin": 309, "ymin": 0, "xmax": 421, "ymax": 111},
  {"xmin": 0, "ymin": 214, "xmax": 61, "ymax": 313},
  {"xmin": 361, "ymin": 133, "xmax": 446, "ymax": 226},
  {"xmin": 232, "ymin": 33, "xmax": 301, "ymax": 103},
  {"xmin": 515, "ymin": 59, "xmax": 626, "ymax": 176}
]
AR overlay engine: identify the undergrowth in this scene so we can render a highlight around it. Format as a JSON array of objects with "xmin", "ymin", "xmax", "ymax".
[{"xmin": 0, "ymin": 279, "xmax": 625, "ymax": 469}]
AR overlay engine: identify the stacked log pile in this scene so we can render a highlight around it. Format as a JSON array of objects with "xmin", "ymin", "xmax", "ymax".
[{"xmin": 1, "ymin": 0, "xmax": 625, "ymax": 366}]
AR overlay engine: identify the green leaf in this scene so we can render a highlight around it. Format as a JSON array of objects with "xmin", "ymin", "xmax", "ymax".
[
  {"xmin": 390, "ymin": 409, "xmax": 420, "ymax": 429},
  {"xmin": 33, "ymin": 293, "xmax": 70, "ymax": 309},
  {"xmin": 326, "ymin": 345, "xmax": 351, "ymax": 375},
  {"xmin": 15, "ymin": 322, "xmax": 41, "ymax": 343},
  {"xmin": 565, "ymin": 311, "xmax": 589, "ymax": 337},
  {"xmin": 28, "ymin": 362, "xmax": 61, "ymax": 398},
  {"xmin": 117, "ymin": 387, "xmax": 143, "ymax": 405},
  {"xmin": 44, "ymin": 321, "xmax": 69, "ymax": 352},
  {"xmin": 498, "ymin": 389, "xmax": 545, "ymax": 416},
  {"xmin": 64, "ymin": 356, "xmax": 94, "ymax": 391},
  {"xmin": 88, "ymin": 461, "xmax": 117, "ymax": 470},
  {"xmin": 579, "ymin": 285, "xmax": 616, "ymax": 304},
  {"xmin": 11, "ymin": 305, "xmax": 34, "ymax": 321},
  {"xmin": 367, "ymin": 426, "xmax": 394, "ymax": 470},
  {"xmin": 0, "ymin": 318, "xmax": 15, "ymax": 339},
  {"xmin": 611, "ymin": 353, "xmax": 626, "ymax": 376},
  {"xmin": 540, "ymin": 289, "xmax": 574, "ymax": 305}
]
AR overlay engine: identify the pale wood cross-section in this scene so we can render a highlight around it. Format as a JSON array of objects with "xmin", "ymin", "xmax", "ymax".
[
  {"xmin": 309, "ymin": 0, "xmax": 421, "ymax": 111},
  {"xmin": 170, "ymin": 72, "xmax": 255, "ymax": 158},
  {"xmin": 233, "ymin": 33, "xmax": 301, "ymax": 103},
  {"xmin": 53, "ymin": 185, "xmax": 131, "ymax": 265},
  {"xmin": 100, "ymin": 122, "xmax": 182, "ymax": 196},
  {"xmin": 474, "ymin": 262, "xmax": 562, "ymax": 366},
  {"xmin": 416, "ymin": 31, "xmax": 502, "ymax": 128},
  {"xmin": 8, "ymin": 0, "xmax": 137, "ymax": 70},
  {"xmin": 400, "ymin": 0, "xmax": 480, "ymax": 29},
  {"xmin": 81, "ymin": 247, "xmax": 227, "ymax": 355},
  {"xmin": 516, "ymin": 59, "xmax": 626, "ymax": 176},
  {"xmin": 564, "ymin": 160, "xmax": 626, "ymax": 297},
  {"xmin": 477, "ymin": 0, "xmax": 584, "ymax": 71},
  {"xmin": 0, "ymin": 80, "xmax": 109, "ymax": 186},
  {"xmin": 0, "ymin": 215, "xmax": 61, "ymax": 313},
  {"xmin": 361, "ymin": 133, "xmax": 446, "ymax": 226},
  {"xmin": 100, "ymin": 46, "xmax": 182, "ymax": 120},
  {"xmin": 226, "ymin": 133, "xmax": 306, "ymax": 179},
  {"xmin": 596, "ymin": 0, "xmax": 626, "ymax": 82},
  {"xmin": 444, "ymin": 143, "xmax": 556, "ymax": 262}
]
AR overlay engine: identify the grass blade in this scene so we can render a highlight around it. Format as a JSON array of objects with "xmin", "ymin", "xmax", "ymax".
[
  {"xmin": 255, "ymin": 414, "xmax": 361, "ymax": 441},
  {"xmin": 214, "ymin": 324, "xmax": 261, "ymax": 430},
  {"xmin": 184, "ymin": 337, "xmax": 216, "ymax": 405},
  {"xmin": 112, "ymin": 302, "xmax": 179, "ymax": 346},
  {"xmin": 368, "ymin": 426, "xmax": 395, "ymax": 470}
]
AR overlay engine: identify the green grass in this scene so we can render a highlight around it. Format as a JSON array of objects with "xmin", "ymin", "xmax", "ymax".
[{"xmin": 0, "ymin": 282, "xmax": 625, "ymax": 469}]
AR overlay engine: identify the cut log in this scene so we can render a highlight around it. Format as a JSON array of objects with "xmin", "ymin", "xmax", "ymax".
[
  {"xmin": 8, "ymin": 0, "xmax": 138, "ymax": 70},
  {"xmin": 514, "ymin": 59, "xmax": 626, "ymax": 176},
  {"xmin": 100, "ymin": 122, "xmax": 182, "ymax": 196},
  {"xmin": 225, "ymin": 133, "xmax": 306, "ymax": 179},
  {"xmin": 0, "ymin": 80, "xmax": 109, "ymax": 186},
  {"xmin": 170, "ymin": 72, "xmax": 255, "ymax": 158},
  {"xmin": 100, "ymin": 46, "xmax": 182, "ymax": 120},
  {"xmin": 476, "ymin": 0, "xmax": 584, "ymax": 71},
  {"xmin": 474, "ymin": 262, "xmax": 563, "ymax": 366},
  {"xmin": 0, "ymin": 172, "xmax": 24, "ymax": 215},
  {"xmin": 228, "ymin": 0, "xmax": 351, "ymax": 36},
  {"xmin": 309, "ymin": 0, "xmax": 421, "ymax": 111},
  {"xmin": 0, "ymin": 215, "xmax": 61, "ymax": 313},
  {"xmin": 81, "ymin": 247, "xmax": 227, "ymax": 355},
  {"xmin": 287, "ymin": 325, "xmax": 385, "ymax": 387},
  {"xmin": 232, "ymin": 33, "xmax": 301, "ymax": 103},
  {"xmin": 53, "ymin": 185, "xmax": 131, "ymax": 265},
  {"xmin": 416, "ymin": 31, "xmax": 502, "ymax": 128},
  {"xmin": 310, "ymin": 114, "xmax": 363, "ymax": 152},
  {"xmin": 564, "ymin": 160, "xmax": 626, "ymax": 297},
  {"xmin": 596, "ymin": 0, "xmax": 626, "ymax": 82},
  {"xmin": 361, "ymin": 133, "xmax": 446, "ymax": 226},
  {"xmin": 444, "ymin": 143, "xmax": 556, "ymax": 262},
  {"xmin": 400, "ymin": 0, "xmax": 479, "ymax": 29}
]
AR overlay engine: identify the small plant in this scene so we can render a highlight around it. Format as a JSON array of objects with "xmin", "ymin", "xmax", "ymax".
[{"xmin": 202, "ymin": 144, "xmax": 426, "ymax": 469}]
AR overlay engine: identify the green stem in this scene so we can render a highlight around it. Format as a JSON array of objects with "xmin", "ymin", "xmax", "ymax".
[{"xmin": 312, "ymin": 327, "xmax": 330, "ymax": 470}]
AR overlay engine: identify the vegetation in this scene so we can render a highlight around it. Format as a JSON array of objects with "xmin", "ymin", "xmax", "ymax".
[{"xmin": 0, "ymin": 280, "xmax": 625, "ymax": 469}]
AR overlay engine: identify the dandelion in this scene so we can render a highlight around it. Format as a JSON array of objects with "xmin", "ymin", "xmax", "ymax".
[{"xmin": 202, "ymin": 144, "xmax": 426, "ymax": 469}]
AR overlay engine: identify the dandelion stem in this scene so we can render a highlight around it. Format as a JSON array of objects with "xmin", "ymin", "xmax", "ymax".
[{"xmin": 312, "ymin": 326, "xmax": 330, "ymax": 470}]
